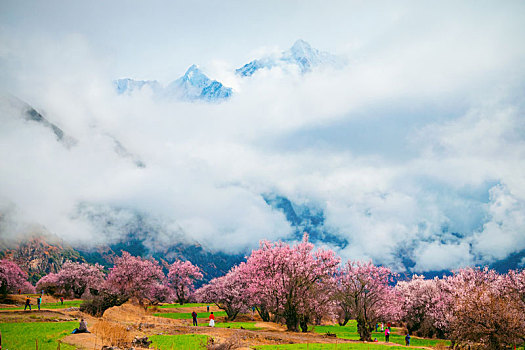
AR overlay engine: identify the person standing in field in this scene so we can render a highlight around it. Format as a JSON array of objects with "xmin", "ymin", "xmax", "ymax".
[
  {"xmin": 192, "ymin": 311, "xmax": 198, "ymax": 326},
  {"xmin": 385, "ymin": 327, "xmax": 390, "ymax": 342},
  {"xmin": 37, "ymin": 296, "xmax": 42, "ymax": 311},
  {"xmin": 209, "ymin": 312, "xmax": 215, "ymax": 327},
  {"xmin": 206, "ymin": 305, "xmax": 209, "ymax": 312},
  {"xmin": 60, "ymin": 297, "xmax": 64, "ymax": 305},
  {"xmin": 405, "ymin": 333, "xmax": 411, "ymax": 346},
  {"xmin": 24, "ymin": 297, "xmax": 31, "ymax": 311}
]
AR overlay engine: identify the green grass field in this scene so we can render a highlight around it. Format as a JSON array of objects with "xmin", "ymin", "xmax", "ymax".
[
  {"xmin": 155, "ymin": 303, "xmax": 208, "ymax": 309},
  {"xmin": 312, "ymin": 322, "xmax": 450, "ymax": 347},
  {"xmin": 148, "ymin": 334, "xmax": 208, "ymax": 350},
  {"xmin": 0, "ymin": 300, "xmax": 83, "ymax": 311},
  {"xmin": 255, "ymin": 343, "xmax": 428, "ymax": 350},
  {"xmin": 0, "ymin": 321, "xmax": 78, "ymax": 350},
  {"xmin": 197, "ymin": 321, "xmax": 261, "ymax": 330},
  {"xmin": 153, "ymin": 311, "xmax": 227, "ymax": 319}
]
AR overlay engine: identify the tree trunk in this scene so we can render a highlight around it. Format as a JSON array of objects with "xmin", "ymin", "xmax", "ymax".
[
  {"xmin": 487, "ymin": 335, "xmax": 502, "ymax": 350},
  {"xmin": 337, "ymin": 305, "xmax": 352, "ymax": 326},
  {"xmin": 357, "ymin": 319, "xmax": 372, "ymax": 341},
  {"xmin": 299, "ymin": 316, "xmax": 309, "ymax": 332},
  {"xmin": 314, "ymin": 315, "xmax": 322, "ymax": 325},
  {"xmin": 223, "ymin": 304, "xmax": 239, "ymax": 321},
  {"xmin": 177, "ymin": 286, "xmax": 185, "ymax": 305},
  {"xmin": 285, "ymin": 315, "xmax": 298, "ymax": 332},
  {"xmin": 256, "ymin": 306, "xmax": 270, "ymax": 322},
  {"xmin": 338, "ymin": 312, "xmax": 351, "ymax": 326},
  {"xmin": 284, "ymin": 303, "xmax": 299, "ymax": 332}
]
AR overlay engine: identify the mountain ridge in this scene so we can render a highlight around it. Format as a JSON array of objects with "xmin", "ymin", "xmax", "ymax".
[
  {"xmin": 115, "ymin": 65, "xmax": 232, "ymax": 102},
  {"xmin": 113, "ymin": 40, "xmax": 344, "ymax": 100},
  {"xmin": 236, "ymin": 39, "xmax": 345, "ymax": 77}
]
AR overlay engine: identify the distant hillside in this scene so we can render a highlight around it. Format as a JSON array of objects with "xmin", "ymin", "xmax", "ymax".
[
  {"xmin": 75, "ymin": 233, "xmax": 244, "ymax": 285},
  {"xmin": 0, "ymin": 236, "xmax": 85, "ymax": 284},
  {"xmin": 0, "ymin": 233, "xmax": 243, "ymax": 286}
]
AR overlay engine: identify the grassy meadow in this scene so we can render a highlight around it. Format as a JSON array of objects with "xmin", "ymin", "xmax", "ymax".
[
  {"xmin": 312, "ymin": 321, "xmax": 450, "ymax": 347},
  {"xmin": 0, "ymin": 321, "xmax": 78, "ymax": 350},
  {"xmin": 155, "ymin": 303, "xmax": 208, "ymax": 309},
  {"xmin": 148, "ymin": 334, "xmax": 208, "ymax": 350}
]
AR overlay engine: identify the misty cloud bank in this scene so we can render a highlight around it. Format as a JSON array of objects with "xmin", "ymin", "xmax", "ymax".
[{"xmin": 1, "ymin": 0, "xmax": 525, "ymax": 272}]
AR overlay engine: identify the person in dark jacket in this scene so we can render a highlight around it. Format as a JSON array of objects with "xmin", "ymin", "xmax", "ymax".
[
  {"xmin": 192, "ymin": 311, "xmax": 198, "ymax": 326},
  {"xmin": 24, "ymin": 297, "xmax": 31, "ymax": 311}
]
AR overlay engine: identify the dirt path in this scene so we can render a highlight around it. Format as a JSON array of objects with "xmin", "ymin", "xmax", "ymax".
[
  {"xmin": 61, "ymin": 333, "xmax": 99, "ymax": 350},
  {"xmin": 0, "ymin": 309, "xmax": 77, "ymax": 322}
]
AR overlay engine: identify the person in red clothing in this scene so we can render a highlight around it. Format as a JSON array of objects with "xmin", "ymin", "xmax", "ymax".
[{"xmin": 208, "ymin": 312, "xmax": 215, "ymax": 327}]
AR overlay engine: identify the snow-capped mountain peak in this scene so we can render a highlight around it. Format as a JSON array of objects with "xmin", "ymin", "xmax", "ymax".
[
  {"xmin": 179, "ymin": 64, "xmax": 208, "ymax": 86},
  {"xmin": 114, "ymin": 65, "xmax": 232, "ymax": 102},
  {"xmin": 236, "ymin": 39, "xmax": 345, "ymax": 77},
  {"xmin": 167, "ymin": 65, "xmax": 232, "ymax": 101},
  {"xmin": 289, "ymin": 39, "xmax": 313, "ymax": 58}
]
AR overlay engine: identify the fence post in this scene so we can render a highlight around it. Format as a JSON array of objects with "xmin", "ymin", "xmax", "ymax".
[{"xmin": 35, "ymin": 338, "xmax": 38, "ymax": 350}]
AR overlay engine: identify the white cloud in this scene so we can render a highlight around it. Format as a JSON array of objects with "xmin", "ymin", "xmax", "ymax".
[
  {"xmin": 413, "ymin": 241, "xmax": 473, "ymax": 272},
  {"xmin": 473, "ymin": 185, "xmax": 525, "ymax": 261},
  {"xmin": 0, "ymin": 1, "xmax": 525, "ymax": 271}
]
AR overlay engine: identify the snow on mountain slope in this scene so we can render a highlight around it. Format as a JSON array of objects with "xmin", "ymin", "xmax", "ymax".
[
  {"xmin": 115, "ymin": 65, "xmax": 232, "ymax": 102},
  {"xmin": 166, "ymin": 65, "xmax": 232, "ymax": 101},
  {"xmin": 114, "ymin": 40, "xmax": 341, "ymax": 100},
  {"xmin": 236, "ymin": 39, "xmax": 345, "ymax": 76}
]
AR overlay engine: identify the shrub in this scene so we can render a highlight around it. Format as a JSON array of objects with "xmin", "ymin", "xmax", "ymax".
[{"xmin": 80, "ymin": 292, "xmax": 128, "ymax": 317}]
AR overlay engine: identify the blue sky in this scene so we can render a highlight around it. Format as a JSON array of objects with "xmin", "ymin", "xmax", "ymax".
[{"xmin": 1, "ymin": 0, "xmax": 524, "ymax": 271}]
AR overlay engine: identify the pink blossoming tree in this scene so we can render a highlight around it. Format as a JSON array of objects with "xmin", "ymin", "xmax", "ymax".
[
  {"xmin": 104, "ymin": 251, "xmax": 167, "ymax": 306},
  {"xmin": 195, "ymin": 263, "xmax": 250, "ymax": 320},
  {"xmin": 442, "ymin": 267, "xmax": 525, "ymax": 350},
  {"xmin": 0, "ymin": 259, "xmax": 35, "ymax": 296},
  {"xmin": 244, "ymin": 234, "xmax": 340, "ymax": 332},
  {"xmin": 36, "ymin": 261, "xmax": 105, "ymax": 298},
  {"xmin": 396, "ymin": 275, "xmax": 446, "ymax": 338},
  {"xmin": 168, "ymin": 259, "xmax": 203, "ymax": 305},
  {"xmin": 332, "ymin": 261, "xmax": 401, "ymax": 341}
]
